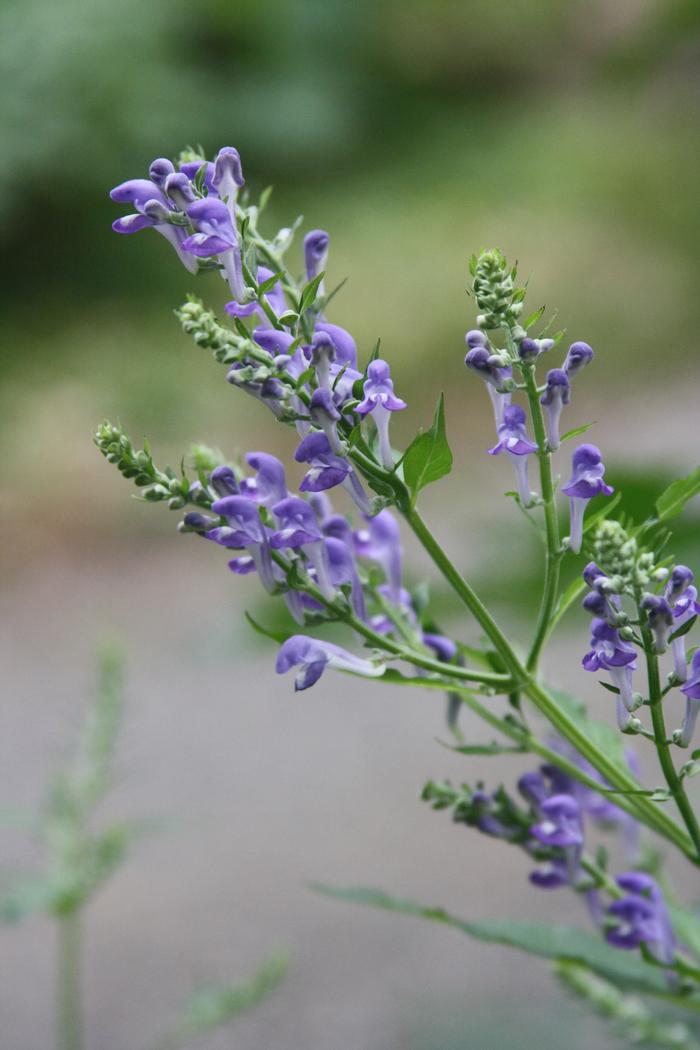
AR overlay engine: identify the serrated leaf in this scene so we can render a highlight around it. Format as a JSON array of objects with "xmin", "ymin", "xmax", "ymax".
[
  {"xmin": 402, "ymin": 394, "xmax": 452, "ymax": 504},
  {"xmin": 298, "ymin": 272, "xmax": 325, "ymax": 315},
  {"xmin": 310, "ymin": 885, "xmax": 669, "ymax": 993},
  {"xmin": 244, "ymin": 612, "xmax": 292, "ymax": 645},
  {"xmin": 655, "ymin": 466, "xmax": 700, "ymax": 523},
  {"xmin": 560, "ymin": 422, "xmax": 596, "ymax": 444},
  {"xmin": 669, "ymin": 616, "xmax": 697, "ymax": 643}
]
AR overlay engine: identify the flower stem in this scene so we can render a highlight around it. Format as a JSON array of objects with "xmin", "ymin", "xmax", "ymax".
[
  {"xmin": 56, "ymin": 909, "xmax": 82, "ymax": 1050},
  {"xmin": 522, "ymin": 365, "xmax": 562, "ymax": 672}
]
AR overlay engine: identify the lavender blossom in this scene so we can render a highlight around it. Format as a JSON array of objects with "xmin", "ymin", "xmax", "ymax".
[
  {"xmin": 110, "ymin": 177, "xmax": 198, "ymax": 274},
  {"xmin": 582, "ymin": 618, "xmax": 638, "ymax": 728},
  {"xmin": 666, "ymin": 565, "xmax": 694, "ymax": 603},
  {"xmin": 209, "ymin": 495, "xmax": 274, "ymax": 591},
  {"xmin": 210, "ymin": 464, "xmax": 239, "ymax": 498},
  {"xmin": 530, "ymin": 858, "xmax": 570, "ymax": 889},
  {"xmin": 183, "ymin": 198, "xmax": 245, "ymax": 301},
  {"xmin": 540, "ymin": 369, "xmax": 570, "ymax": 450},
  {"xmin": 563, "ymin": 341, "xmax": 594, "ymax": 377},
  {"xmin": 353, "ymin": 510, "xmax": 403, "ymax": 604},
  {"xmin": 488, "ymin": 404, "xmax": 538, "ymax": 506},
  {"xmin": 464, "ymin": 345, "xmax": 512, "ymax": 427},
  {"xmin": 314, "ymin": 322, "xmax": 358, "ymax": 369},
  {"xmin": 309, "ymin": 388, "xmax": 343, "ymax": 454},
  {"xmin": 238, "ymin": 452, "xmax": 288, "ymax": 508},
  {"xmin": 531, "ymin": 793, "xmax": 583, "ymax": 885},
  {"xmin": 640, "ymin": 594, "xmax": 674, "ymax": 654},
  {"xmin": 561, "ymin": 444, "xmax": 614, "ymax": 554},
  {"xmin": 356, "ymin": 360, "xmax": 406, "ymax": 470},
  {"xmin": 677, "ymin": 650, "xmax": 700, "ymax": 747},
  {"xmin": 270, "ymin": 496, "xmax": 336, "ymax": 601},
  {"xmin": 518, "ymin": 337, "xmax": 554, "ymax": 363},
  {"xmin": 325, "ymin": 536, "xmax": 367, "ymax": 621},
  {"xmin": 665, "ymin": 568, "xmax": 699, "ymax": 682},
  {"xmin": 295, "ymin": 432, "xmax": 371, "ymax": 514},
  {"xmin": 304, "ymin": 230, "xmax": 330, "ymax": 283},
  {"xmin": 212, "ymin": 146, "xmax": 245, "ymax": 211},
  {"xmin": 606, "ymin": 873, "xmax": 675, "ymax": 965},
  {"xmin": 275, "ymin": 635, "xmax": 383, "ymax": 691}
]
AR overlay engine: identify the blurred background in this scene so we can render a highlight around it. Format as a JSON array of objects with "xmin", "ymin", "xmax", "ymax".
[{"xmin": 1, "ymin": 0, "xmax": 699, "ymax": 1047}]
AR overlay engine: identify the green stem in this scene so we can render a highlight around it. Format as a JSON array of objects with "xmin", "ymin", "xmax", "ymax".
[
  {"xmin": 639, "ymin": 614, "xmax": 700, "ymax": 862},
  {"xmin": 522, "ymin": 366, "xmax": 562, "ymax": 671},
  {"xmin": 56, "ymin": 909, "xmax": 81, "ymax": 1050}
]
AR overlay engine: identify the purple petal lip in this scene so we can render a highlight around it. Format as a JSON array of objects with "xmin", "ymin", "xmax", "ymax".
[
  {"xmin": 314, "ymin": 322, "xmax": 357, "ymax": 368},
  {"xmin": 300, "ymin": 466, "xmax": 349, "ymax": 492},
  {"xmin": 179, "ymin": 160, "xmax": 216, "ymax": 190},
  {"xmin": 225, "ymin": 301, "xmax": 259, "ymax": 317},
  {"xmin": 181, "ymin": 233, "xmax": 233, "ymax": 256},
  {"xmin": 562, "ymin": 479, "xmax": 614, "ymax": 499},
  {"xmin": 269, "ymin": 528, "xmax": 318, "ymax": 548},
  {"xmin": 112, "ymin": 214, "xmax": 156, "ymax": 234},
  {"xmin": 110, "ymin": 178, "xmax": 165, "ymax": 207}
]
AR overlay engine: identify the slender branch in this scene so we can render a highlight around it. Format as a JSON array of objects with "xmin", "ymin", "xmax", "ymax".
[
  {"xmin": 522, "ymin": 366, "xmax": 562, "ymax": 671},
  {"xmin": 56, "ymin": 909, "xmax": 82, "ymax": 1050}
]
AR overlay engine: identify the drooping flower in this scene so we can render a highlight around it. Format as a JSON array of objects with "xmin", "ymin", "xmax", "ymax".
[
  {"xmin": 304, "ymin": 229, "xmax": 330, "ymax": 283},
  {"xmin": 464, "ymin": 345, "xmax": 512, "ymax": 427},
  {"xmin": 208, "ymin": 495, "xmax": 275, "ymax": 591},
  {"xmin": 110, "ymin": 176, "xmax": 198, "ymax": 274},
  {"xmin": 640, "ymin": 594, "xmax": 674, "ymax": 654},
  {"xmin": 270, "ymin": 496, "xmax": 336, "ymax": 601},
  {"xmin": 238, "ymin": 452, "xmax": 288, "ymax": 508},
  {"xmin": 606, "ymin": 873, "xmax": 675, "ymax": 965},
  {"xmin": 295, "ymin": 432, "xmax": 371, "ymax": 513},
  {"xmin": 677, "ymin": 650, "xmax": 700, "ymax": 747},
  {"xmin": 561, "ymin": 444, "xmax": 614, "ymax": 554},
  {"xmin": 563, "ymin": 341, "xmax": 594, "ymax": 377},
  {"xmin": 275, "ymin": 635, "xmax": 384, "ymax": 691},
  {"xmin": 540, "ymin": 368, "xmax": 570, "ymax": 451},
  {"xmin": 355, "ymin": 360, "xmax": 406, "ymax": 470},
  {"xmin": 582, "ymin": 618, "xmax": 637, "ymax": 728},
  {"xmin": 325, "ymin": 536, "xmax": 367, "ymax": 621},
  {"xmin": 183, "ymin": 198, "xmax": 245, "ymax": 300},
  {"xmin": 488, "ymin": 404, "xmax": 538, "ymax": 506},
  {"xmin": 209, "ymin": 464, "xmax": 239, "ymax": 498}
]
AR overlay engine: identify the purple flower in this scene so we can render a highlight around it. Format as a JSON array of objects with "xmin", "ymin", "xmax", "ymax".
[
  {"xmin": 209, "ymin": 465, "xmax": 239, "ymax": 498},
  {"xmin": 540, "ymin": 369, "xmax": 570, "ymax": 451},
  {"xmin": 666, "ymin": 565, "xmax": 694, "ymax": 603},
  {"xmin": 304, "ymin": 229, "xmax": 329, "ymax": 282},
  {"xmin": 530, "ymin": 858, "xmax": 570, "ymax": 889},
  {"xmin": 295, "ymin": 432, "xmax": 371, "ymax": 514},
  {"xmin": 464, "ymin": 346, "xmax": 512, "ymax": 427},
  {"xmin": 309, "ymin": 388, "xmax": 342, "ymax": 454},
  {"xmin": 253, "ymin": 327, "xmax": 297, "ymax": 356},
  {"xmin": 270, "ymin": 496, "xmax": 336, "ymax": 601},
  {"xmin": 315, "ymin": 322, "xmax": 358, "ymax": 369},
  {"xmin": 561, "ymin": 445, "xmax": 614, "ymax": 554},
  {"xmin": 640, "ymin": 594, "xmax": 673, "ymax": 654},
  {"xmin": 488, "ymin": 404, "xmax": 538, "ymax": 506},
  {"xmin": 275, "ymin": 634, "xmax": 383, "ymax": 691},
  {"xmin": 465, "ymin": 330, "xmax": 488, "ymax": 348},
  {"xmin": 325, "ymin": 536, "xmax": 367, "ymax": 621},
  {"xmin": 518, "ymin": 337, "xmax": 554, "ymax": 363},
  {"xmin": 163, "ymin": 172, "xmax": 196, "ymax": 211},
  {"xmin": 606, "ymin": 873, "xmax": 675, "ymax": 964},
  {"xmin": 677, "ymin": 650, "xmax": 700, "ymax": 747},
  {"xmin": 110, "ymin": 176, "xmax": 198, "ymax": 274},
  {"xmin": 308, "ymin": 331, "xmax": 336, "ymax": 391},
  {"xmin": 531, "ymin": 794, "xmax": 583, "ymax": 849},
  {"xmin": 563, "ymin": 341, "xmax": 594, "ymax": 377},
  {"xmin": 355, "ymin": 360, "xmax": 406, "ymax": 470},
  {"xmin": 148, "ymin": 158, "xmax": 175, "ymax": 188},
  {"xmin": 583, "ymin": 618, "xmax": 637, "ymax": 727},
  {"xmin": 183, "ymin": 198, "xmax": 245, "ymax": 300},
  {"xmin": 212, "ymin": 146, "xmax": 244, "ymax": 205},
  {"xmin": 422, "ymin": 633, "xmax": 457, "ymax": 663},
  {"xmin": 179, "ymin": 160, "xmax": 216, "ymax": 192},
  {"xmin": 666, "ymin": 569, "xmax": 699, "ymax": 682},
  {"xmin": 238, "ymin": 452, "xmax": 288, "ymax": 508},
  {"xmin": 209, "ymin": 495, "xmax": 274, "ymax": 591},
  {"xmin": 354, "ymin": 510, "xmax": 403, "ymax": 603}
]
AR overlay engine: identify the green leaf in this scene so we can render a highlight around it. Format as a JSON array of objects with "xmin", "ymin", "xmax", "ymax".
[
  {"xmin": 451, "ymin": 742, "xmax": 526, "ymax": 756},
  {"xmin": 547, "ymin": 689, "xmax": 631, "ymax": 781},
  {"xmin": 257, "ymin": 270, "xmax": 284, "ymax": 295},
  {"xmin": 655, "ymin": 466, "xmax": 700, "ymax": 523},
  {"xmin": 244, "ymin": 612, "xmax": 292, "ymax": 645},
  {"xmin": 582, "ymin": 491, "xmax": 622, "ymax": 535},
  {"xmin": 523, "ymin": 305, "xmax": 545, "ymax": 329},
  {"xmin": 597, "ymin": 680, "xmax": 620, "ymax": 695},
  {"xmin": 669, "ymin": 904, "xmax": 700, "ymax": 960},
  {"xmin": 258, "ymin": 185, "xmax": 273, "ymax": 212},
  {"xmin": 298, "ymin": 272, "xmax": 325, "ymax": 315},
  {"xmin": 310, "ymin": 885, "xmax": 669, "ymax": 994},
  {"xmin": 669, "ymin": 616, "xmax": 697, "ymax": 643},
  {"xmin": 560, "ymin": 422, "xmax": 596, "ymax": 444},
  {"xmin": 402, "ymin": 394, "xmax": 453, "ymax": 505}
]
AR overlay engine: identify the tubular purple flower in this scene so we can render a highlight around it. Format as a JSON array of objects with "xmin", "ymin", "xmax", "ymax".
[
  {"xmin": 309, "ymin": 388, "xmax": 343, "ymax": 454},
  {"xmin": 179, "ymin": 160, "xmax": 216, "ymax": 192},
  {"xmin": 606, "ymin": 874, "xmax": 675, "ymax": 964},
  {"xmin": 238, "ymin": 452, "xmax": 288, "ymax": 508},
  {"xmin": 149, "ymin": 157, "xmax": 175, "ymax": 188},
  {"xmin": 422, "ymin": 633, "xmax": 457, "ymax": 663},
  {"xmin": 640, "ymin": 594, "xmax": 673, "ymax": 654},
  {"xmin": 325, "ymin": 536, "xmax": 367, "ymax": 621},
  {"xmin": 315, "ymin": 322, "xmax": 358, "ymax": 369},
  {"xmin": 209, "ymin": 464, "xmax": 239, "ymax": 498},
  {"xmin": 295, "ymin": 432, "xmax": 371, "ymax": 513},
  {"xmin": 356, "ymin": 360, "xmax": 406, "ymax": 470},
  {"xmin": 666, "ymin": 565, "xmax": 694, "ymax": 603},
  {"xmin": 530, "ymin": 858, "xmax": 570, "ymax": 889},
  {"xmin": 164, "ymin": 172, "xmax": 196, "ymax": 210},
  {"xmin": 530, "ymin": 794, "xmax": 583, "ymax": 849},
  {"xmin": 270, "ymin": 496, "xmax": 336, "ymax": 601},
  {"xmin": 110, "ymin": 177, "xmax": 198, "ymax": 273},
  {"xmin": 275, "ymin": 635, "xmax": 384, "ymax": 691},
  {"xmin": 677, "ymin": 650, "xmax": 700, "ymax": 747},
  {"xmin": 304, "ymin": 229, "xmax": 329, "ymax": 282},
  {"xmin": 183, "ymin": 198, "xmax": 245, "ymax": 300},
  {"xmin": 583, "ymin": 618, "xmax": 637, "ymax": 725},
  {"xmin": 464, "ymin": 346, "xmax": 512, "ymax": 427},
  {"xmin": 668, "ymin": 584, "xmax": 700, "ymax": 682},
  {"xmin": 518, "ymin": 336, "xmax": 554, "ymax": 363},
  {"xmin": 540, "ymin": 368, "xmax": 570, "ymax": 450},
  {"xmin": 353, "ymin": 509, "xmax": 403, "ymax": 603},
  {"xmin": 563, "ymin": 341, "xmax": 594, "ymax": 377},
  {"xmin": 212, "ymin": 147, "xmax": 244, "ymax": 211},
  {"xmin": 309, "ymin": 331, "xmax": 335, "ymax": 390},
  {"xmin": 518, "ymin": 770, "xmax": 549, "ymax": 807},
  {"xmin": 465, "ymin": 329, "xmax": 488, "ymax": 348},
  {"xmin": 488, "ymin": 404, "xmax": 537, "ymax": 506},
  {"xmin": 209, "ymin": 495, "xmax": 274, "ymax": 591},
  {"xmin": 561, "ymin": 444, "xmax": 614, "ymax": 554}
]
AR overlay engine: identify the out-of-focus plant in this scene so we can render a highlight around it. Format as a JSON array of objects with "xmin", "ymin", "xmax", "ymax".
[
  {"xmin": 97, "ymin": 145, "xmax": 700, "ymax": 1042},
  {"xmin": 1, "ymin": 647, "xmax": 286, "ymax": 1050}
]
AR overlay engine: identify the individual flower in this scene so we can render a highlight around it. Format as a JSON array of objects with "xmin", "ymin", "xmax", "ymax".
[
  {"xmin": 353, "ymin": 510, "xmax": 403, "ymax": 604},
  {"xmin": 464, "ymin": 345, "xmax": 512, "ymax": 427},
  {"xmin": 314, "ymin": 322, "xmax": 358, "ymax": 369},
  {"xmin": 325, "ymin": 536, "xmax": 367, "ymax": 621},
  {"xmin": 530, "ymin": 794, "xmax": 583, "ymax": 849},
  {"xmin": 640, "ymin": 594, "xmax": 673, "ymax": 654},
  {"xmin": 275, "ymin": 635, "xmax": 384, "ymax": 691},
  {"xmin": 539, "ymin": 368, "xmax": 570, "ymax": 451},
  {"xmin": 309, "ymin": 388, "xmax": 343, "ymax": 454},
  {"xmin": 665, "ymin": 568, "xmax": 699, "ymax": 682},
  {"xmin": 208, "ymin": 495, "xmax": 274, "ymax": 591},
  {"xmin": 253, "ymin": 327, "xmax": 297, "ymax": 356},
  {"xmin": 518, "ymin": 337, "xmax": 554, "ymax": 363},
  {"xmin": 226, "ymin": 266, "xmax": 287, "ymax": 320},
  {"xmin": 530, "ymin": 858, "xmax": 570, "ymax": 889},
  {"xmin": 666, "ymin": 565, "xmax": 694, "ymax": 603},
  {"xmin": 308, "ymin": 331, "xmax": 336, "ymax": 391},
  {"xmin": 606, "ymin": 873, "xmax": 675, "ymax": 965},
  {"xmin": 270, "ymin": 496, "xmax": 336, "ymax": 601},
  {"xmin": 563, "ymin": 341, "xmax": 594, "ymax": 377},
  {"xmin": 304, "ymin": 229, "xmax": 330, "ymax": 283},
  {"xmin": 582, "ymin": 618, "xmax": 637, "ymax": 728},
  {"xmin": 209, "ymin": 464, "xmax": 239, "ymax": 498},
  {"xmin": 110, "ymin": 176, "xmax": 198, "ymax": 273},
  {"xmin": 148, "ymin": 157, "xmax": 176, "ymax": 189},
  {"xmin": 212, "ymin": 146, "xmax": 245, "ymax": 212},
  {"xmin": 677, "ymin": 650, "xmax": 700, "ymax": 747},
  {"xmin": 422, "ymin": 633, "xmax": 457, "ymax": 663},
  {"xmin": 238, "ymin": 452, "xmax": 288, "ymax": 508},
  {"xmin": 183, "ymin": 198, "xmax": 245, "ymax": 301},
  {"xmin": 295, "ymin": 432, "xmax": 371, "ymax": 513},
  {"xmin": 488, "ymin": 404, "xmax": 538, "ymax": 506},
  {"xmin": 561, "ymin": 444, "xmax": 614, "ymax": 554},
  {"xmin": 355, "ymin": 359, "xmax": 406, "ymax": 470}
]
